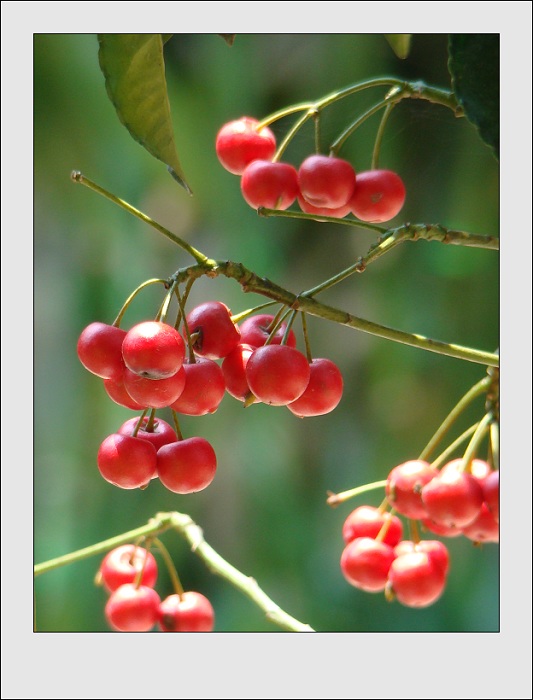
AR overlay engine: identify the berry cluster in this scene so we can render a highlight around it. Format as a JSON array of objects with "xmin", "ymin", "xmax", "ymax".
[
  {"xmin": 340, "ymin": 458, "xmax": 499, "ymax": 607},
  {"xmin": 78, "ymin": 300, "xmax": 344, "ymax": 491},
  {"xmin": 97, "ymin": 544, "xmax": 215, "ymax": 632},
  {"xmin": 215, "ymin": 116, "xmax": 406, "ymax": 223}
]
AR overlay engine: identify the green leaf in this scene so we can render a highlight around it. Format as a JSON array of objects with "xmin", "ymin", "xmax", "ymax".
[
  {"xmin": 384, "ymin": 34, "xmax": 412, "ymax": 59},
  {"xmin": 97, "ymin": 33, "xmax": 192, "ymax": 193},
  {"xmin": 448, "ymin": 34, "xmax": 499, "ymax": 159}
]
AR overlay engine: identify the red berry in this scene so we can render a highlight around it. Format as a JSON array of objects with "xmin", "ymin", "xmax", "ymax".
[
  {"xmin": 97, "ymin": 433, "xmax": 158, "ymax": 489},
  {"xmin": 421, "ymin": 459, "xmax": 484, "ymax": 529},
  {"xmin": 342, "ymin": 506, "xmax": 403, "ymax": 547},
  {"xmin": 215, "ymin": 116, "xmax": 276, "ymax": 175},
  {"xmin": 287, "ymin": 357, "xmax": 343, "ymax": 417},
  {"xmin": 461, "ymin": 503, "xmax": 499, "ymax": 544},
  {"xmin": 122, "ymin": 367, "xmax": 186, "ymax": 409},
  {"xmin": 157, "ymin": 437, "xmax": 217, "ymax": 494},
  {"xmin": 420, "ymin": 517, "xmax": 463, "ymax": 538},
  {"xmin": 349, "ymin": 169, "xmax": 406, "ymax": 223},
  {"xmin": 393, "ymin": 540, "xmax": 450, "ymax": 576},
  {"xmin": 117, "ymin": 416, "xmax": 178, "ymax": 452},
  {"xmin": 239, "ymin": 314, "xmax": 297, "ymax": 348},
  {"xmin": 340, "ymin": 537, "xmax": 396, "ymax": 593},
  {"xmin": 185, "ymin": 301, "xmax": 241, "ymax": 360},
  {"xmin": 77, "ymin": 322, "xmax": 127, "ymax": 380},
  {"xmin": 297, "ymin": 194, "xmax": 352, "ymax": 220},
  {"xmin": 245, "ymin": 344, "xmax": 311, "ymax": 406},
  {"xmin": 159, "ymin": 591, "xmax": 215, "ymax": 632},
  {"xmin": 385, "ymin": 460, "xmax": 438, "ymax": 519},
  {"xmin": 121, "ymin": 321, "xmax": 185, "ymax": 380},
  {"xmin": 99, "ymin": 545, "xmax": 158, "ymax": 593},
  {"xmin": 298, "ymin": 154, "xmax": 356, "ymax": 209},
  {"xmin": 482, "ymin": 469, "xmax": 499, "ymax": 523},
  {"xmin": 103, "ymin": 374, "xmax": 145, "ymax": 410},
  {"xmin": 387, "ymin": 551, "xmax": 446, "ymax": 608},
  {"xmin": 221, "ymin": 343, "xmax": 257, "ymax": 402},
  {"xmin": 169, "ymin": 357, "xmax": 226, "ymax": 416},
  {"xmin": 240, "ymin": 160, "xmax": 299, "ymax": 210},
  {"xmin": 105, "ymin": 583, "xmax": 161, "ymax": 632}
]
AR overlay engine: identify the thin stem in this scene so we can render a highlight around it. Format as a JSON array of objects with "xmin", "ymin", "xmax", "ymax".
[
  {"xmin": 430, "ymin": 422, "xmax": 480, "ymax": 470},
  {"xmin": 71, "ymin": 171, "xmax": 212, "ymax": 265},
  {"xmin": 171, "ymin": 411, "xmax": 184, "ymax": 441},
  {"xmin": 326, "ymin": 480, "xmax": 388, "ymax": 507},
  {"xmin": 113, "ymin": 279, "xmax": 168, "ymax": 327},
  {"xmin": 418, "ymin": 376, "xmax": 492, "ymax": 461},
  {"xmin": 372, "ymin": 102, "xmax": 396, "ymax": 169},
  {"xmin": 230, "ymin": 300, "xmax": 278, "ymax": 324},
  {"xmin": 460, "ymin": 412, "xmax": 493, "ymax": 472},
  {"xmin": 152, "ymin": 537, "xmax": 185, "ymax": 597},
  {"xmin": 490, "ymin": 420, "xmax": 500, "ymax": 471},
  {"xmin": 331, "ymin": 97, "xmax": 399, "ymax": 156},
  {"xmin": 301, "ymin": 313, "xmax": 312, "ymax": 362}
]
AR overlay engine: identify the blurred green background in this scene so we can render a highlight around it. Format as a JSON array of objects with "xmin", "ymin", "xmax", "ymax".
[{"xmin": 34, "ymin": 33, "xmax": 499, "ymax": 633}]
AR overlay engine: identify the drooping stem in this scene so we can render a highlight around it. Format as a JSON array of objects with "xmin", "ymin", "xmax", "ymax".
[
  {"xmin": 372, "ymin": 101, "xmax": 396, "ymax": 169},
  {"xmin": 152, "ymin": 537, "xmax": 185, "ymax": 597},
  {"xmin": 430, "ymin": 422, "xmax": 480, "ymax": 470},
  {"xmin": 326, "ymin": 480, "xmax": 388, "ymax": 507},
  {"xmin": 113, "ymin": 278, "xmax": 168, "ymax": 327},
  {"xmin": 459, "ymin": 412, "xmax": 494, "ymax": 472}
]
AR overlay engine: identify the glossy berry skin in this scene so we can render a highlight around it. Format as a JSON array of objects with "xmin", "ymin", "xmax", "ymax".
[
  {"xmin": 103, "ymin": 374, "xmax": 145, "ymax": 410},
  {"xmin": 245, "ymin": 344, "xmax": 311, "ymax": 406},
  {"xmin": 421, "ymin": 459, "xmax": 484, "ymax": 529},
  {"xmin": 342, "ymin": 506, "xmax": 403, "ymax": 547},
  {"xmin": 159, "ymin": 592, "xmax": 215, "ymax": 632},
  {"xmin": 169, "ymin": 358, "xmax": 226, "ymax": 416},
  {"xmin": 77, "ymin": 322, "xmax": 127, "ymax": 380},
  {"xmin": 99, "ymin": 545, "xmax": 158, "ymax": 593},
  {"xmin": 240, "ymin": 160, "xmax": 299, "ymax": 210},
  {"xmin": 349, "ymin": 169, "xmax": 406, "ymax": 223},
  {"xmin": 393, "ymin": 539, "xmax": 450, "ymax": 576},
  {"xmin": 239, "ymin": 314, "xmax": 297, "ymax": 349},
  {"xmin": 287, "ymin": 358, "xmax": 343, "ymax": 417},
  {"xmin": 97, "ymin": 433, "xmax": 158, "ymax": 489},
  {"xmin": 121, "ymin": 321, "xmax": 185, "ymax": 380},
  {"xmin": 482, "ymin": 469, "xmax": 499, "ymax": 523},
  {"xmin": 105, "ymin": 583, "xmax": 161, "ymax": 632},
  {"xmin": 122, "ymin": 367, "xmax": 186, "ymax": 409},
  {"xmin": 157, "ymin": 437, "xmax": 217, "ymax": 494},
  {"xmin": 461, "ymin": 503, "xmax": 499, "ymax": 544},
  {"xmin": 385, "ymin": 460, "xmax": 438, "ymax": 519},
  {"xmin": 118, "ymin": 416, "xmax": 178, "ymax": 452},
  {"xmin": 221, "ymin": 343, "xmax": 257, "ymax": 402},
  {"xmin": 215, "ymin": 117, "xmax": 276, "ymax": 175},
  {"xmin": 387, "ymin": 551, "xmax": 446, "ymax": 608},
  {"xmin": 298, "ymin": 154, "xmax": 356, "ymax": 209},
  {"xmin": 340, "ymin": 537, "xmax": 396, "ymax": 593},
  {"xmin": 297, "ymin": 194, "xmax": 352, "ymax": 220},
  {"xmin": 420, "ymin": 517, "xmax": 463, "ymax": 538},
  {"xmin": 185, "ymin": 301, "xmax": 241, "ymax": 360}
]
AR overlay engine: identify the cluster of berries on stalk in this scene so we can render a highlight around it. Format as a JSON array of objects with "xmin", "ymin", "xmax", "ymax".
[
  {"xmin": 215, "ymin": 116, "xmax": 406, "ymax": 223},
  {"xmin": 77, "ymin": 298, "xmax": 344, "ymax": 493},
  {"xmin": 96, "ymin": 544, "xmax": 214, "ymax": 632},
  {"xmin": 339, "ymin": 457, "xmax": 499, "ymax": 608}
]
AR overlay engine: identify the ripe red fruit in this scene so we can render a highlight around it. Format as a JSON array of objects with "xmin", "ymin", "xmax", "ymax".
[
  {"xmin": 103, "ymin": 374, "xmax": 145, "ymax": 410},
  {"xmin": 287, "ymin": 357, "xmax": 343, "ymax": 417},
  {"xmin": 238, "ymin": 314, "xmax": 297, "ymax": 348},
  {"xmin": 105, "ymin": 583, "xmax": 161, "ymax": 632},
  {"xmin": 461, "ymin": 503, "xmax": 499, "ymax": 544},
  {"xmin": 215, "ymin": 116, "xmax": 276, "ymax": 175},
  {"xmin": 221, "ymin": 343, "xmax": 257, "ymax": 402},
  {"xmin": 420, "ymin": 517, "xmax": 463, "ymax": 538},
  {"xmin": 387, "ymin": 551, "xmax": 446, "ymax": 608},
  {"xmin": 118, "ymin": 416, "xmax": 178, "ymax": 452},
  {"xmin": 185, "ymin": 301, "xmax": 241, "ymax": 360},
  {"xmin": 340, "ymin": 537, "xmax": 396, "ymax": 593},
  {"xmin": 245, "ymin": 344, "xmax": 311, "ymax": 406},
  {"xmin": 385, "ymin": 460, "xmax": 438, "ymax": 519},
  {"xmin": 342, "ymin": 506, "xmax": 403, "ymax": 547},
  {"xmin": 121, "ymin": 321, "xmax": 185, "ymax": 379},
  {"xmin": 169, "ymin": 357, "xmax": 226, "ymax": 416},
  {"xmin": 97, "ymin": 433, "xmax": 158, "ymax": 489},
  {"xmin": 421, "ymin": 459, "xmax": 484, "ymax": 529},
  {"xmin": 240, "ymin": 160, "xmax": 299, "ymax": 210},
  {"xmin": 349, "ymin": 169, "xmax": 406, "ymax": 223},
  {"xmin": 77, "ymin": 322, "xmax": 127, "ymax": 380},
  {"xmin": 98, "ymin": 545, "xmax": 158, "ymax": 593},
  {"xmin": 159, "ymin": 591, "xmax": 215, "ymax": 632},
  {"xmin": 157, "ymin": 437, "xmax": 217, "ymax": 494},
  {"xmin": 297, "ymin": 194, "xmax": 352, "ymax": 220},
  {"xmin": 393, "ymin": 539, "xmax": 450, "ymax": 576},
  {"xmin": 298, "ymin": 154, "xmax": 356, "ymax": 209},
  {"xmin": 122, "ymin": 367, "xmax": 186, "ymax": 409},
  {"xmin": 482, "ymin": 469, "xmax": 499, "ymax": 523}
]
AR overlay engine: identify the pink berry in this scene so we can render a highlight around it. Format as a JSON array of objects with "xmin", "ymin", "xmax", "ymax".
[
  {"xmin": 221, "ymin": 343, "xmax": 257, "ymax": 402},
  {"xmin": 122, "ymin": 366, "xmax": 186, "ymax": 409},
  {"xmin": 215, "ymin": 116, "xmax": 276, "ymax": 175},
  {"xmin": 185, "ymin": 301, "xmax": 241, "ymax": 360},
  {"xmin": 99, "ymin": 545, "xmax": 158, "ymax": 593},
  {"xmin": 298, "ymin": 154, "xmax": 356, "ymax": 209},
  {"xmin": 245, "ymin": 344, "xmax": 311, "ymax": 406},
  {"xmin": 297, "ymin": 194, "xmax": 352, "ymax": 220},
  {"xmin": 340, "ymin": 537, "xmax": 396, "ymax": 593},
  {"xmin": 342, "ymin": 506, "xmax": 403, "ymax": 547},
  {"xmin": 117, "ymin": 416, "xmax": 178, "ymax": 452},
  {"xmin": 240, "ymin": 160, "xmax": 299, "ymax": 210},
  {"xmin": 421, "ymin": 459, "xmax": 484, "ymax": 529},
  {"xmin": 97, "ymin": 433, "xmax": 158, "ymax": 489},
  {"xmin": 239, "ymin": 314, "xmax": 297, "ymax": 348},
  {"xmin": 105, "ymin": 583, "xmax": 161, "ymax": 632},
  {"xmin": 121, "ymin": 321, "xmax": 185, "ymax": 379},
  {"xmin": 169, "ymin": 357, "xmax": 226, "ymax": 416},
  {"xmin": 349, "ymin": 169, "xmax": 406, "ymax": 223},
  {"xmin": 103, "ymin": 374, "xmax": 145, "ymax": 410},
  {"xmin": 287, "ymin": 357, "xmax": 343, "ymax": 417},
  {"xmin": 159, "ymin": 591, "xmax": 215, "ymax": 632},
  {"xmin": 461, "ymin": 503, "xmax": 499, "ymax": 544},
  {"xmin": 387, "ymin": 551, "xmax": 446, "ymax": 608},
  {"xmin": 77, "ymin": 322, "xmax": 127, "ymax": 380},
  {"xmin": 157, "ymin": 437, "xmax": 217, "ymax": 494},
  {"xmin": 385, "ymin": 460, "xmax": 438, "ymax": 519}
]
